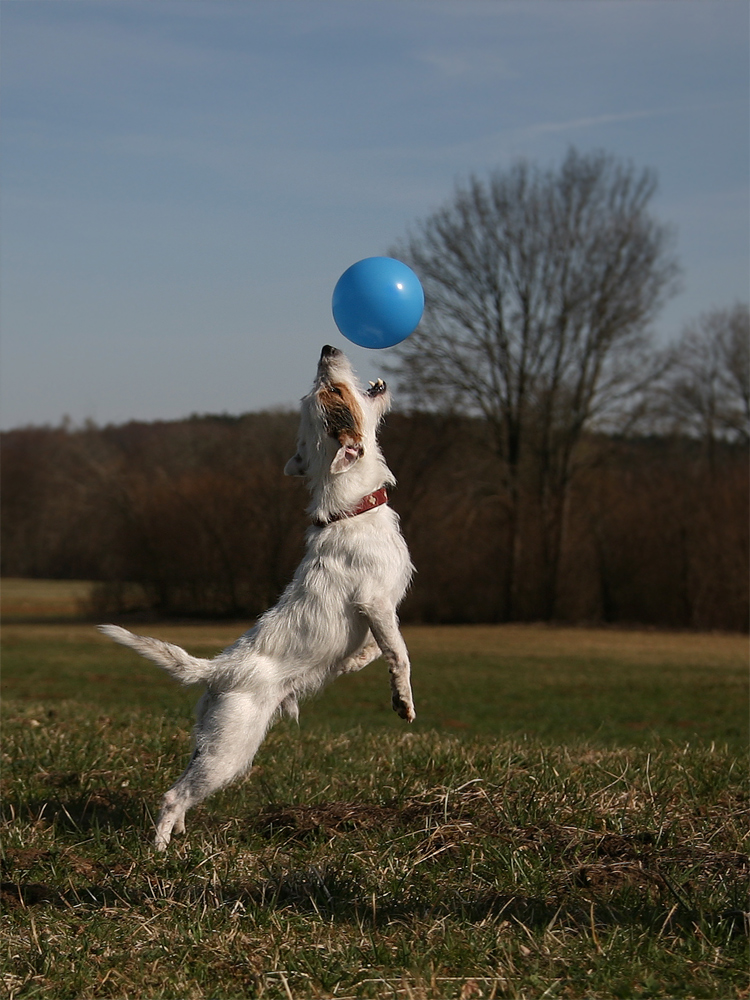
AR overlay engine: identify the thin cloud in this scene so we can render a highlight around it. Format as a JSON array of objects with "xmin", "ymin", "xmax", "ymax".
[
  {"xmin": 413, "ymin": 46, "xmax": 517, "ymax": 81},
  {"xmin": 521, "ymin": 103, "xmax": 735, "ymax": 139}
]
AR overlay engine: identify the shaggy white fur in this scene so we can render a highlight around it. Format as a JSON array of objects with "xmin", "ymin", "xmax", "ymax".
[{"xmin": 99, "ymin": 346, "xmax": 415, "ymax": 850}]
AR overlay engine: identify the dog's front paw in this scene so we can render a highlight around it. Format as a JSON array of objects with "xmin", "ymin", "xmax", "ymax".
[
  {"xmin": 392, "ymin": 694, "xmax": 416, "ymax": 723},
  {"xmin": 367, "ymin": 378, "xmax": 387, "ymax": 397}
]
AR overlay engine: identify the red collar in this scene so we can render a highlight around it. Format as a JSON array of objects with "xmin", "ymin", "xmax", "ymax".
[{"xmin": 315, "ymin": 487, "xmax": 389, "ymax": 527}]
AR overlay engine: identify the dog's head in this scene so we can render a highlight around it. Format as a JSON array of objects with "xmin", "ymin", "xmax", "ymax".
[{"xmin": 284, "ymin": 345, "xmax": 391, "ymax": 480}]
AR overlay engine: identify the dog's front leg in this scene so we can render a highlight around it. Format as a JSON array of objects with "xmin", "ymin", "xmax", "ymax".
[{"xmin": 357, "ymin": 605, "xmax": 415, "ymax": 722}]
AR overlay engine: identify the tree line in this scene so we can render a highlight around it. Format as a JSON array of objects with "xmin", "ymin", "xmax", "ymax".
[{"xmin": 1, "ymin": 406, "xmax": 747, "ymax": 630}]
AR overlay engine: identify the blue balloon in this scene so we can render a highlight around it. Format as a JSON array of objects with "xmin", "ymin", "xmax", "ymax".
[{"xmin": 332, "ymin": 257, "xmax": 424, "ymax": 349}]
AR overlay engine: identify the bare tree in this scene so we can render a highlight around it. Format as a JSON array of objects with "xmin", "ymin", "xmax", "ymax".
[
  {"xmin": 387, "ymin": 148, "xmax": 680, "ymax": 619},
  {"xmin": 659, "ymin": 303, "xmax": 750, "ymax": 464}
]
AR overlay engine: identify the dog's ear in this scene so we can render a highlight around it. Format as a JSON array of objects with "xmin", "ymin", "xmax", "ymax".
[
  {"xmin": 330, "ymin": 438, "xmax": 364, "ymax": 474},
  {"xmin": 284, "ymin": 452, "xmax": 306, "ymax": 477}
]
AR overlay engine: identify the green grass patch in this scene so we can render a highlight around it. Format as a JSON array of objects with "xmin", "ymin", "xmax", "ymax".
[
  {"xmin": 3, "ymin": 622, "xmax": 747, "ymax": 749},
  {"xmin": 1, "ymin": 618, "xmax": 748, "ymax": 998}
]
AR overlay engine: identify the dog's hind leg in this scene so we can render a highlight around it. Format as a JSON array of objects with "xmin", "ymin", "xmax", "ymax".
[
  {"xmin": 154, "ymin": 689, "xmax": 277, "ymax": 850},
  {"xmin": 334, "ymin": 635, "xmax": 381, "ymax": 676},
  {"xmin": 358, "ymin": 605, "xmax": 415, "ymax": 722}
]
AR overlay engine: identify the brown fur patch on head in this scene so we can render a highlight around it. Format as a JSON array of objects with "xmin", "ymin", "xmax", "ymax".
[{"xmin": 317, "ymin": 381, "xmax": 364, "ymax": 448}]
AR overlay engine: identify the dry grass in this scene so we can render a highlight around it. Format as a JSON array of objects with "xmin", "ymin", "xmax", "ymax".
[
  {"xmin": 1, "ymin": 579, "xmax": 94, "ymax": 621},
  {"xmin": 403, "ymin": 623, "xmax": 747, "ymax": 668},
  {"xmin": 3, "ymin": 620, "xmax": 745, "ymax": 666}
]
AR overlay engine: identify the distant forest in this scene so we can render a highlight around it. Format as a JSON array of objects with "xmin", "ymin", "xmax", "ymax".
[{"xmin": 2, "ymin": 411, "xmax": 747, "ymax": 631}]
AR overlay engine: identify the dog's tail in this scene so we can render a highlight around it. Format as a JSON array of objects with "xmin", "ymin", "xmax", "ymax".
[{"xmin": 98, "ymin": 624, "xmax": 213, "ymax": 685}]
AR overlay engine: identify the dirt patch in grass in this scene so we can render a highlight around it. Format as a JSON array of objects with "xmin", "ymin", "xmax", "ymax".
[{"xmin": 253, "ymin": 789, "xmax": 748, "ymax": 881}]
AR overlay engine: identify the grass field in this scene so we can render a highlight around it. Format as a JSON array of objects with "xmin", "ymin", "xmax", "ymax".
[{"xmin": 1, "ymin": 581, "xmax": 748, "ymax": 998}]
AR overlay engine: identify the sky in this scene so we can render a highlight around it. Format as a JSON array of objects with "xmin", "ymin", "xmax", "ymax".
[{"xmin": 1, "ymin": 0, "xmax": 748, "ymax": 429}]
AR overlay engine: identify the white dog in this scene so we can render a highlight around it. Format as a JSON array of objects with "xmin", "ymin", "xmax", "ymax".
[{"xmin": 99, "ymin": 345, "xmax": 415, "ymax": 850}]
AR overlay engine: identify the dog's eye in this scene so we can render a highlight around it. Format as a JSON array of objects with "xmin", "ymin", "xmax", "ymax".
[{"xmin": 328, "ymin": 384, "xmax": 342, "ymax": 396}]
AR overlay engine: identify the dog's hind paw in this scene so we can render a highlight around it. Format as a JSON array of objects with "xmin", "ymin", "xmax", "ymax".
[{"xmin": 154, "ymin": 832, "xmax": 171, "ymax": 852}]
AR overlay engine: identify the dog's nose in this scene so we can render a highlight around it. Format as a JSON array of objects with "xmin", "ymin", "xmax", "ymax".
[{"xmin": 321, "ymin": 345, "xmax": 342, "ymax": 360}]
